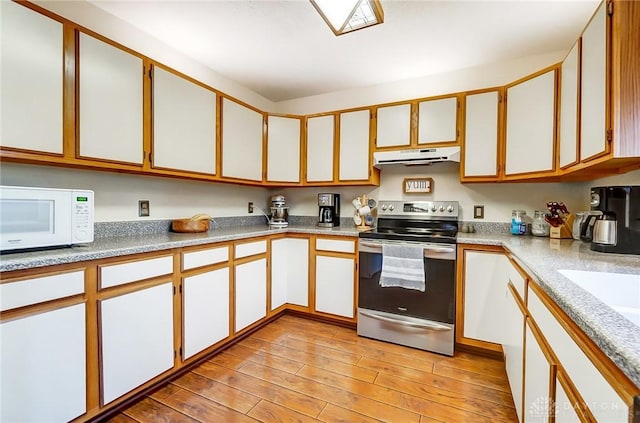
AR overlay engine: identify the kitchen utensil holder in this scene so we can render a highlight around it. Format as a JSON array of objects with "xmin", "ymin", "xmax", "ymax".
[
  {"xmin": 549, "ymin": 213, "xmax": 574, "ymax": 239},
  {"xmin": 355, "ymin": 194, "xmax": 371, "ymax": 231}
]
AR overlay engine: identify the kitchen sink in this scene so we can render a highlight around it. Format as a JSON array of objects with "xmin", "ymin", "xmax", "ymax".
[{"xmin": 558, "ymin": 269, "xmax": 640, "ymax": 327}]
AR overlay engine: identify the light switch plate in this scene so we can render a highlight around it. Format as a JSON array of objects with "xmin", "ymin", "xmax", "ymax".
[
  {"xmin": 139, "ymin": 200, "xmax": 150, "ymax": 217},
  {"xmin": 474, "ymin": 205, "xmax": 484, "ymax": 219}
]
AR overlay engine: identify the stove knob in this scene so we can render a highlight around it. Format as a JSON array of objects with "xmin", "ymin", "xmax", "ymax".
[
  {"xmin": 389, "ymin": 205, "xmax": 395, "ymax": 211},
  {"xmin": 439, "ymin": 205, "xmax": 445, "ymax": 212},
  {"xmin": 381, "ymin": 204, "xmax": 387, "ymax": 211},
  {"xmin": 430, "ymin": 205, "xmax": 437, "ymax": 212},
  {"xmin": 446, "ymin": 205, "xmax": 454, "ymax": 213}
]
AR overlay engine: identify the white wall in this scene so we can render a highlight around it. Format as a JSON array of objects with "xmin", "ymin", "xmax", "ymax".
[
  {"xmin": 32, "ymin": 1, "xmax": 273, "ymax": 111},
  {"xmin": 277, "ymin": 163, "xmax": 591, "ymax": 223},
  {"xmin": 274, "ymin": 51, "xmax": 566, "ymax": 115},
  {"xmin": 0, "ymin": 163, "xmax": 269, "ymax": 222}
]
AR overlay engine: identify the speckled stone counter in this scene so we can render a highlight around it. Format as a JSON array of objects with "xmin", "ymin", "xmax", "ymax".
[
  {"xmin": 0, "ymin": 224, "xmax": 360, "ymax": 273},
  {"xmin": 458, "ymin": 233, "xmax": 640, "ymax": 388}
]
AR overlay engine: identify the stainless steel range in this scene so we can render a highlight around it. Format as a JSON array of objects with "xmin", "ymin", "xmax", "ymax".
[{"xmin": 357, "ymin": 201, "xmax": 458, "ymax": 356}]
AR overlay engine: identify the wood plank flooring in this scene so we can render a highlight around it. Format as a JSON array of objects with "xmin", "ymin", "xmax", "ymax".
[{"xmin": 106, "ymin": 315, "xmax": 517, "ymax": 423}]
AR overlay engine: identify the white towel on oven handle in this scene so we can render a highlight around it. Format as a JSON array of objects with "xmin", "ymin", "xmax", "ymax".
[{"xmin": 379, "ymin": 244, "xmax": 425, "ymax": 292}]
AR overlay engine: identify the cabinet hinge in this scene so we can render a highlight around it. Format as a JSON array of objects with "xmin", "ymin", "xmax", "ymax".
[
  {"xmin": 148, "ymin": 68, "xmax": 152, "ymax": 79},
  {"xmin": 456, "ymin": 129, "xmax": 460, "ymax": 139},
  {"xmin": 173, "ymin": 286, "xmax": 176, "ymax": 295},
  {"xmin": 179, "ymin": 284, "xmax": 182, "ymax": 294},
  {"xmin": 179, "ymin": 347, "xmax": 182, "ymax": 357},
  {"xmin": 149, "ymin": 153, "xmax": 152, "ymax": 163},
  {"xmin": 607, "ymin": 1, "xmax": 613, "ymax": 16},
  {"xmin": 174, "ymin": 349, "xmax": 177, "ymax": 358},
  {"xmin": 606, "ymin": 129, "xmax": 613, "ymax": 142},
  {"xmin": 457, "ymin": 100, "xmax": 460, "ymax": 109},
  {"xmin": 498, "ymin": 93, "xmax": 503, "ymax": 103}
]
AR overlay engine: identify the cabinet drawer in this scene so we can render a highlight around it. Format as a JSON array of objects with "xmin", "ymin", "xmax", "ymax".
[
  {"xmin": 183, "ymin": 246, "xmax": 229, "ymax": 270},
  {"xmin": 100, "ymin": 256, "xmax": 173, "ymax": 289},
  {"xmin": 315, "ymin": 238, "xmax": 355, "ymax": 254},
  {"xmin": 1, "ymin": 271, "xmax": 85, "ymax": 311},
  {"xmin": 234, "ymin": 240, "xmax": 267, "ymax": 259},
  {"xmin": 527, "ymin": 286, "xmax": 628, "ymax": 422},
  {"xmin": 507, "ymin": 259, "xmax": 526, "ymax": 301}
]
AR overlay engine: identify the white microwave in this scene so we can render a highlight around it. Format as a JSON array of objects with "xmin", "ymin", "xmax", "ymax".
[{"xmin": 0, "ymin": 185, "xmax": 94, "ymax": 252}]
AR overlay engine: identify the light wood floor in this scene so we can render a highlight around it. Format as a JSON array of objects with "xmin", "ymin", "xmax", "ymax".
[{"xmin": 106, "ymin": 315, "xmax": 517, "ymax": 423}]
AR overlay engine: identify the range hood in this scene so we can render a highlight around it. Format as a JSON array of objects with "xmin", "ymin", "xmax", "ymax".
[{"xmin": 373, "ymin": 147, "xmax": 461, "ymax": 167}]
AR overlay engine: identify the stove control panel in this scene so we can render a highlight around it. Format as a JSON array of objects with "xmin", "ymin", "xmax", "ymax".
[{"xmin": 377, "ymin": 201, "xmax": 459, "ymax": 218}]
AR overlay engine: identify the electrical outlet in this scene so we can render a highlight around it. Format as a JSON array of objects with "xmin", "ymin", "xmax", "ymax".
[
  {"xmin": 139, "ymin": 200, "xmax": 150, "ymax": 217},
  {"xmin": 473, "ymin": 205, "xmax": 484, "ymax": 219},
  {"xmin": 248, "ymin": 202, "xmax": 254, "ymax": 213}
]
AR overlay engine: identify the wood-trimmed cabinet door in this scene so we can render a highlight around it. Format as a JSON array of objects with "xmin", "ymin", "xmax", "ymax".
[
  {"xmin": 457, "ymin": 247, "xmax": 508, "ymax": 351},
  {"xmin": 375, "ymin": 103, "xmax": 412, "ymax": 149},
  {"xmin": 313, "ymin": 237, "xmax": 357, "ymax": 320},
  {"xmin": 100, "ymin": 282, "xmax": 174, "ymax": 405},
  {"xmin": 152, "ymin": 66, "xmax": 217, "ymax": 175},
  {"xmin": 271, "ymin": 237, "xmax": 309, "ymax": 312},
  {"xmin": 78, "ymin": 32, "xmax": 144, "ymax": 165},
  {"xmin": 0, "ymin": 269, "xmax": 87, "ymax": 422},
  {"xmin": 234, "ymin": 258, "xmax": 267, "ymax": 332},
  {"xmin": 461, "ymin": 90, "xmax": 501, "ymax": 180},
  {"xmin": 523, "ymin": 320, "xmax": 555, "ymax": 422},
  {"xmin": 306, "ymin": 115, "xmax": 335, "ymax": 183},
  {"xmin": 1, "ymin": 1, "xmax": 64, "ymax": 155},
  {"xmin": 338, "ymin": 109, "xmax": 371, "ymax": 182},
  {"xmin": 503, "ymin": 284, "xmax": 525, "ymax": 423},
  {"xmin": 580, "ymin": 1, "xmax": 608, "ymax": 162},
  {"xmin": 559, "ymin": 42, "xmax": 580, "ymax": 169},
  {"xmin": 266, "ymin": 115, "xmax": 302, "ymax": 183},
  {"xmin": 221, "ymin": 98, "xmax": 264, "ymax": 181},
  {"xmin": 504, "ymin": 69, "xmax": 557, "ymax": 177},
  {"xmin": 417, "ymin": 96, "xmax": 459, "ymax": 145},
  {"xmin": 182, "ymin": 267, "xmax": 230, "ymax": 360}
]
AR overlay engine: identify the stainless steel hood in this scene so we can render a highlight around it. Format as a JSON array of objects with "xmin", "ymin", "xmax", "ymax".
[{"xmin": 373, "ymin": 147, "xmax": 461, "ymax": 167}]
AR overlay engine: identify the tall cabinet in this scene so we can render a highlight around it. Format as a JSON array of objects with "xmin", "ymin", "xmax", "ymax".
[{"xmin": 338, "ymin": 109, "xmax": 371, "ymax": 182}]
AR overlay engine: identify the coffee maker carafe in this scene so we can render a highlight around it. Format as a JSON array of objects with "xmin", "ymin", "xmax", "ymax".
[
  {"xmin": 318, "ymin": 193, "xmax": 340, "ymax": 228},
  {"xmin": 590, "ymin": 186, "xmax": 639, "ymax": 255}
]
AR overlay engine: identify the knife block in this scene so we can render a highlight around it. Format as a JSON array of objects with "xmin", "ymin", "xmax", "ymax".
[{"xmin": 550, "ymin": 213, "xmax": 574, "ymax": 239}]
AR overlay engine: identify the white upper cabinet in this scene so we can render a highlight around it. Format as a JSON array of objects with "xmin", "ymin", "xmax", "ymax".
[
  {"xmin": 78, "ymin": 33, "xmax": 143, "ymax": 164},
  {"xmin": 580, "ymin": 2, "xmax": 607, "ymax": 162},
  {"xmin": 1, "ymin": 1, "xmax": 63, "ymax": 154},
  {"xmin": 505, "ymin": 70, "xmax": 556, "ymax": 176},
  {"xmin": 339, "ymin": 109, "xmax": 371, "ymax": 181},
  {"xmin": 152, "ymin": 67, "xmax": 216, "ymax": 174},
  {"xmin": 463, "ymin": 91, "xmax": 500, "ymax": 178},
  {"xmin": 306, "ymin": 115, "xmax": 335, "ymax": 182},
  {"xmin": 417, "ymin": 97, "xmax": 458, "ymax": 145},
  {"xmin": 559, "ymin": 42, "xmax": 580, "ymax": 168},
  {"xmin": 375, "ymin": 103, "xmax": 412, "ymax": 149},
  {"xmin": 267, "ymin": 116, "xmax": 301, "ymax": 183},
  {"xmin": 221, "ymin": 98, "xmax": 264, "ymax": 181}
]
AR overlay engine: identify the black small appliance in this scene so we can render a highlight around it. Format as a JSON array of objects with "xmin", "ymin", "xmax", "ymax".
[
  {"xmin": 589, "ymin": 186, "xmax": 639, "ymax": 255},
  {"xmin": 317, "ymin": 193, "xmax": 340, "ymax": 228}
]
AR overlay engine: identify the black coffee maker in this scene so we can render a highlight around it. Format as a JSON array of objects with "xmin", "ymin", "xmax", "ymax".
[
  {"xmin": 590, "ymin": 186, "xmax": 639, "ymax": 254},
  {"xmin": 318, "ymin": 193, "xmax": 340, "ymax": 228}
]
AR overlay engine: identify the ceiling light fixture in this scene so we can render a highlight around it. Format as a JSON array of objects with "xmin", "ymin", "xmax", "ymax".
[{"xmin": 310, "ymin": 0, "xmax": 384, "ymax": 36}]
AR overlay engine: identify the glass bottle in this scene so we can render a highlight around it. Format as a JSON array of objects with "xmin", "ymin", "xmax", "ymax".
[
  {"xmin": 511, "ymin": 210, "xmax": 528, "ymax": 235},
  {"xmin": 532, "ymin": 210, "xmax": 550, "ymax": 237}
]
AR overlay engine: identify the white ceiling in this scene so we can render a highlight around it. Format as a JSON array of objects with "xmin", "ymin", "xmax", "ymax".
[{"xmin": 89, "ymin": 0, "xmax": 600, "ymax": 102}]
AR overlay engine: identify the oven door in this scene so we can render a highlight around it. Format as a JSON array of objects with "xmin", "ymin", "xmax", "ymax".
[{"xmin": 358, "ymin": 239, "xmax": 456, "ymax": 324}]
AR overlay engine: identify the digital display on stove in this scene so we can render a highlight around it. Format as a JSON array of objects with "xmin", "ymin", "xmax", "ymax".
[{"xmin": 403, "ymin": 204, "xmax": 430, "ymax": 213}]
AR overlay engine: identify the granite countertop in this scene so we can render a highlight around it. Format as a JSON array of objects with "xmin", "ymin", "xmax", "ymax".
[
  {"xmin": 0, "ymin": 224, "xmax": 361, "ymax": 273},
  {"xmin": 459, "ymin": 233, "xmax": 640, "ymax": 388},
  {"xmin": 2, "ymin": 226, "xmax": 639, "ymax": 388}
]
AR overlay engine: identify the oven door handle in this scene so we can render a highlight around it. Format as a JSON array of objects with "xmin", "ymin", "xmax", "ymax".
[
  {"xmin": 359, "ymin": 311, "xmax": 451, "ymax": 331},
  {"xmin": 359, "ymin": 241, "xmax": 455, "ymax": 255}
]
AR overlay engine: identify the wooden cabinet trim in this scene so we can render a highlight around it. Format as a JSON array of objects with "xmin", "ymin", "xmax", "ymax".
[
  {"xmin": 0, "ymin": 294, "xmax": 85, "ymax": 323},
  {"xmin": 556, "ymin": 367, "xmax": 598, "ymax": 422}
]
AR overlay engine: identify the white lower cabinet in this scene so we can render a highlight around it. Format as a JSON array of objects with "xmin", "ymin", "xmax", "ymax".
[
  {"xmin": 523, "ymin": 322, "xmax": 553, "ymax": 422},
  {"xmin": 235, "ymin": 258, "xmax": 267, "ymax": 332},
  {"xmin": 271, "ymin": 238, "xmax": 309, "ymax": 310},
  {"xmin": 461, "ymin": 250, "xmax": 508, "ymax": 344},
  {"xmin": 0, "ymin": 304, "xmax": 86, "ymax": 422},
  {"xmin": 503, "ymin": 285, "xmax": 525, "ymax": 422},
  {"xmin": 527, "ymin": 286, "xmax": 630, "ymax": 422},
  {"xmin": 555, "ymin": 373, "xmax": 582, "ymax": 423},
  {"xmin": 100, "ymin": 282, "xmax": 174, "ymax": 405},
  {"xmin": 183, "ymin": 267, "xmax": 230, "ymax": 359},
  {"xmin": 315, "ymin": 255, "xmax": 355, "ymax": 318}
]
